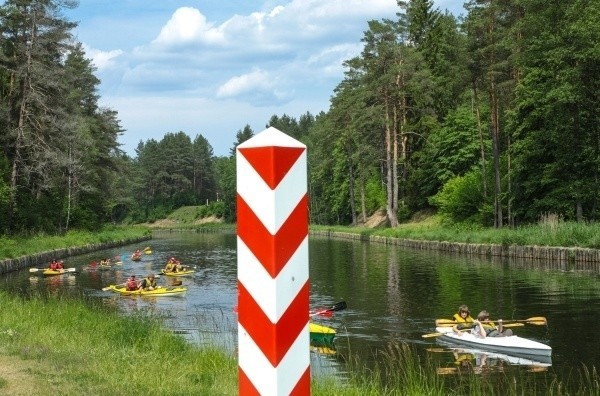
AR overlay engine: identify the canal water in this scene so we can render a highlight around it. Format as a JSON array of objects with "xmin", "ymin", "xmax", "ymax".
[{"xmin": 1, "ymin": 230, "xmax": 599, "ymax": 390}]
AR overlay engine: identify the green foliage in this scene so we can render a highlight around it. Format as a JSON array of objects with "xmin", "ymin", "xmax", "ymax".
[
  {"xmin": 429, "ymin": 169, "xmax": 487, "ymax": 225},
  {"xmin": 363, "ymin": 177, "xmax": 386, "ymax": 214}
]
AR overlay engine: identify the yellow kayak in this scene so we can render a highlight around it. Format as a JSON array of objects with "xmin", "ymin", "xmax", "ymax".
[
  {"xmin": 107, "ymin": 285, "xmax": 187, "ymax": 297},
  {"xmin": 160, "ymin": 269, "xmax": 195, "ymax": 277},
  {"xmin": 42, "ymin": 268, "xmax": 77, "ymax": 276}
]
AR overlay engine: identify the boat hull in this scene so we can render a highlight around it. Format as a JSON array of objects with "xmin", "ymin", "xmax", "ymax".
[
  {"xmin": 160, "ymin": 269, "xmax": 195, "ymax": 277},
  {"xmin": 435, "ymin": 327, "xmax": 552, "ymax": 358},
  {"xmin": 43, "ymin": 269, "xmax": 72, "ymax": 276},
  {"xmin": 108, "ymin": 285, "xmax": 187, "ymax": 297},
  {"xmin": 309, "ymin": 322, "xmax": 336, "ymax": 346}
]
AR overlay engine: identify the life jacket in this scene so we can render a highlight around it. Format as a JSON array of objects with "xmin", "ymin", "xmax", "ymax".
[
  {"xmin": 165, "ymin": 263, "xmax": 175, "ymax": 272},
  {"xmin": 453, "ymin": 313, "xmax": 474, "ymax": 323},
  {"xmin": 475, "ymin": 321, "xmax": 497, "ymax": 336},
  {"xmin": 126, "ymin": 279, "xmax": 138, "ymax": 291},
  {"xmin": 141, "ymin": 277, "xmax": 157, "ymax": 289}
]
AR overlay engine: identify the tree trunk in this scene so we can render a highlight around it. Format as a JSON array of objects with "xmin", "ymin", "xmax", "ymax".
[
  {"xmin": 384, "ymin": 98, "xmax": 398, "ymax": 227},
  {"xmin": 472, "ymin": 83, "xmax": 487, "ymax": 199},
  {"xmin": 347, "ymin": 146, "xmax": 357, "ymax": 225},
  {"xmin": 490, "ymin": 87, "xmax": 503, "ymax": 228}
]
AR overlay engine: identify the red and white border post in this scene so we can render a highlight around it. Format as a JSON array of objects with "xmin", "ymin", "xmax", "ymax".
[{"xmin": 237, "ymin": 127, "xmax": 310, "ymax": 395}]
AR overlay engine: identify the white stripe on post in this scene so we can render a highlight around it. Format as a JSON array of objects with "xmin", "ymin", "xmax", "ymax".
[{"xmin": 237, "ymin": 127, "xmax": 310, "ymax": 395}]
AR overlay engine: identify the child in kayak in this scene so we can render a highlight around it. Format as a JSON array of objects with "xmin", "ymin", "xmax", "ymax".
[
  {"xmin": 472, "ymin": 310, "xmax": 513, "ymax": 337},
  {"xmin": 452, "ymin": 305, "xmax": 474, "ymax": 330},
  {"xmin": 138, "ymin": 274, "xmax": 157, "ymax": 291},
  {"xmin": 125, "ymin": 275, "xmax": 138, "ymax": 291}
]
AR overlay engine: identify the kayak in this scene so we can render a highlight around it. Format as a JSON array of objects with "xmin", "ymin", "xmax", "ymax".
[
  {"xmin": 160, "ymin": 269, "xmax": 195, "ymax": 277},
  {"xmin": 42, "ymin": 268, "xmax": 76, "ymax": 276},
  {"xmin": 434, "ymin": 326, "xmax": 552, "ymax": 358},
  {"xmin": 309, "ymin": 322, "xmax": 336, "ymax": 346},
  {"xmin": 107, "ymin": 285, "xmax": 187, "ymax": 297},
  {"xmin": 131, "ymin": 255, "xmax": 142, "ymax": 261}
]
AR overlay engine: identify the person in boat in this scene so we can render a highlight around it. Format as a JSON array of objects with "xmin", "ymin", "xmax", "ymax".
[
  {"xmin": 49, "ymin": 259, "xmax": 59, "ymax": 270},
  {"xmin": 125, "ymin": 275, "xmax": 138, "ymax": 291},
  {"xmin": 164, "ymin": 257, "xmax": 178, "ymax": 273},
  {"xmin": 471, "ymin": 310, "xmax": 513, "ymax": 338},
  {"xmin": 138, "ymin": 274, "xmax": 157, "ymax": 291},
  {"xmin": 100, "ymin": 257, "xmax": 111, "ymax": 266},
  {"xmin": 452, "ymin": 305, "xmax": 474, "ymax": 329}
]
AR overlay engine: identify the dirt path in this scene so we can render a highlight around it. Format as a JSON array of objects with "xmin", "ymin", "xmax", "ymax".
[{"xmin": 0, "ymin": 355, "xmax": 46, "ymax": 395}]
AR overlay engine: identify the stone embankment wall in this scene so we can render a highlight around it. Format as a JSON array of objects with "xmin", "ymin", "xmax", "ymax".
[
  {"xmin": 0, "ymin": 236, "xmax": 151, "ymax": 275},
  {"xmin": 311, "ymin": 230, "xmax": 600, "ymax": 265}
]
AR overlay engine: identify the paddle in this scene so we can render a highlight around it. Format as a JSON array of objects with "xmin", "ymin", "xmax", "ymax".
[
  {"xmin": 310, "ymin": 301, "xmax": 347, "ymax": 317},
  {"xmin": 29, "ymin": 267, "xmax": 77, "ymax": 273},
  {"xmin": 436, "ymin": 317, "xmax": 547, "ymax": 327},
  {"xmin": 102, "ymin": 283, "xmax": 125, "ymax": 291},
  {"xmin": 437, "ymin": 322, "xmax": 525, "ymax": 329},
  {"xmin": 423, "ymin": 323, "xmax": 526, "ymax": 338},
  {"xmin": 423, "ymin": 329, "xmax": 467, "ymax": 338}
]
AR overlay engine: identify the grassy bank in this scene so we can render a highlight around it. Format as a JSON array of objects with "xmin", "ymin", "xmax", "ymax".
[
  {"xmin": 0, "ymin": 292, "xmax": 237, "ymax": 395},
  {"xmin": 0, "ymin": 226, "xmax": 151, "ymax": 260},
  {"xmin": 0, "ymin": 292, "xmax": 597, "ymax": 395},
  {"xmin": 313, "ymin": 214, "xmax": 600, "ymax": 249}
]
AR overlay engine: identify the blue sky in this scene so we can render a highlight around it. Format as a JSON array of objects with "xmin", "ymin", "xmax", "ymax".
[{"xmin": 63, "ymin": 1, "xmax": 465, "ymax": 157}]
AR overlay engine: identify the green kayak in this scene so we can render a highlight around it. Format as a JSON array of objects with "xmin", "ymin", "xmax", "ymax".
[{"xmin": 309, "ymin": 322, "xmax": 336, "ymax": 346}]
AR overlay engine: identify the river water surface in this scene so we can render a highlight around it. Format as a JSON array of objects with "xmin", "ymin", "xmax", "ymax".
[{"xmin": 2, "ymin": 230, "xmax": 599, "ymax": 391}]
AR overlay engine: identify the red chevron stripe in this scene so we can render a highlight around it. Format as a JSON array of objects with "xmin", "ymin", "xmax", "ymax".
[
  {"xmin": 290, "ymin": 368, "xmax": 311, "ymax": 395},
  {"xmin": 238, "ymin": 281, "xmax": 309, "ymax": 366},
  {"xmin": 239, "ymin": 368, "xmax": 260, "ymax": 395},
  {"xmin": 237, "ymin": 194, "xmax": 308, "ymax": 278},
  {"xmin": 239, "ymin": 146, "xmax": 305, "ymax": 189}
]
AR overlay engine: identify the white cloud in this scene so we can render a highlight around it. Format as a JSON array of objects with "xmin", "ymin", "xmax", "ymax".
[
  {"xmin": 153, "ymin": 7, "xmax": 225, "ymax": 46},
  {"xmin": 216, "ymin": 69, "xmax": 291, "ymax": 106},
  {"xmin": 82, "ymin": 44, "xmax": 123, "ymax": 70},
  {"xmin": 216, "ymin": 69, "xmax": 270, "ymax": 97}
]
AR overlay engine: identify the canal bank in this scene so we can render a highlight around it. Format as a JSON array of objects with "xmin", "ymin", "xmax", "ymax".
[
  {"xmin": 0, "ymin": 234, "xmax": 151, "ymax": 275},
  {"xmin": 311, "ymin": 229, "xmax": 600, "ymax": 266}
]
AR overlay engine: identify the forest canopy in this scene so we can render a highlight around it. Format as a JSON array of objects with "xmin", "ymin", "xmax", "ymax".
[{"xmin": 1, "ymin": 0, "xmax": 599, "ymax": 236}]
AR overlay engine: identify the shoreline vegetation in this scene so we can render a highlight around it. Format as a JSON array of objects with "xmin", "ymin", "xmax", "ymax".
[
  {"xmin": 0, "ymin": 218, "xmax": 599, "ymax": 394},
  {"xmin": 0, "ymin": 226, "xmax": 151, "ymax": 262},
  {"xmin": 0, "ymin": 292, "xmax": 598, "ymax": 395}
]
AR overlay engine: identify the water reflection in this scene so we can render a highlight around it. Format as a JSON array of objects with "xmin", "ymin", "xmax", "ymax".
[{"xmin": 432, "ymin": 345, "xmax": 551, "ymax": 376}]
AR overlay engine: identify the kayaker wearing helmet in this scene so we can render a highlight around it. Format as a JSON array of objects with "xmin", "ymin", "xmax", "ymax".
[
  {"xmin": 125, "ymin": 275, "xmax": 138, "ymax": 291},
  {"xmin": 472, "ymin": 310, "xmax": 513, "ymax": 338},
  {"xmin": 139, "ymin": 274, "xmax": 157, "ymax": 291}
]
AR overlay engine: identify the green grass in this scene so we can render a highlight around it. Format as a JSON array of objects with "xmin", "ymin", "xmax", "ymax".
[
  {"xmin": 0, "ymin": 292, "xmax": 237, "ymax": 395},
  {"xmin": 0, "ymin": 226, "xmax": 150, "ymax": 260},
  {"xmin": 312, "ymin": 214, "xmax": 600, "ymax": 249}
]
